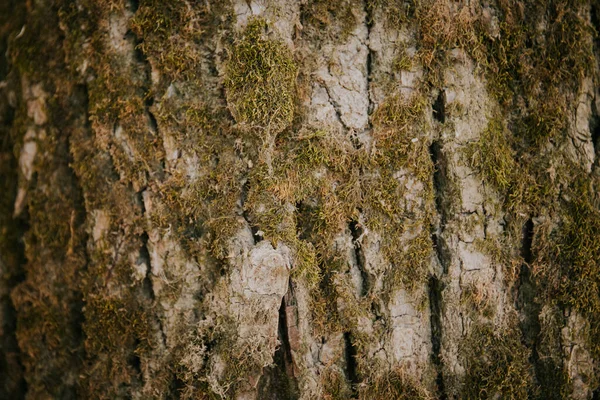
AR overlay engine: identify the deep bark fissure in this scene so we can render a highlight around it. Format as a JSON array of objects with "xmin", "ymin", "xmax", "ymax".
[
  {"xmin": 241, "ymin": 180, "xmax": 261, "ymax": 244},
  {"xmin": 428, "ymin": 276, "xmax": 446, "ymax": 400},
  {"xmin": 0, "ymin": 83, "xmax": 27, "ymax": 400},
  {"xmin": 257, "ymin": 292, "xmax": 299, "ymax": 400},
  {"xmin": 429, "ymin": 138, "xmax": 448, "ymax": 398},
  {"xmin": 516, "ymin": 218, "xmax": 543, "ymax": 390},
  {"xmin": 590, "ymin": 97, "xmax": 600, "ymax": 164},
  {"xmin": 349, "ymin": 219, "xmax": 369, "ymax": 297},
  {"xmin": 66, "ymin": 82, "xmax": 92, "ymax": 351},
  {"xmin": 430, "ymin": 140, "xmax": 448, "ymax": 228},
  {"xmin": 364, "ymin": 0, "xmax": 374, "ymax": 116},
  {"xmin": 0, "ymin": 1, "xmax": 28, "ymax": 395},
  {"xmin": 433, "ymin": 90, "xmax": 446, "ymax": 124},
  {"xmin": 136, "ymin": 188, "xmax": 155, "ymax": 301},
  {"xmin": 343, "ymin": 331, "xmax": 359, "ymax": 397}
]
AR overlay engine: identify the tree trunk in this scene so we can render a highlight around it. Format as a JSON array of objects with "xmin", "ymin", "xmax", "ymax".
[{"xmin": 1, "ymin": 0, "xmax": 600, "ymax": 399}]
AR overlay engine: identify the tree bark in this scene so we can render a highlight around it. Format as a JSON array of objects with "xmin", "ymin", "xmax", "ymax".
[{"xmin": 1, "ymin": 0, "xmax": 600, "ymax": 399}]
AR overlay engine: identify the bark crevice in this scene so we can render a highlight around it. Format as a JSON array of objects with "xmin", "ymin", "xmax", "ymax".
[
  {"xmin": 349, "ymin": 219, "xmax": 369, "ymax": 297},
  {"xmin": 343, "ymin": 331, "xmax": 359, "ymax": 397},
  {"xmin": 516, "ymin": 218, "xmax": 543, "ymax": 389},
  {"xmin": 429, "ymin": 138, "xmax": 448, "ymax": 398},
  {"xmin": 428, "ymin": 275, "xmax": 446, "ymax": 399},
  {"xmin": 257, "ymin": 292, "xmax": 299, "ymax": 400},
  {"xmin": 433, "ymin": 90, "xmax": 446, "ymax": 124}
]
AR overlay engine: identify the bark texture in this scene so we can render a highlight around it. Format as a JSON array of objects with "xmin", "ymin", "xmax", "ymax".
[{"xmin": 1, "ymin": 0, "xmax": 600, "ymax": 399}]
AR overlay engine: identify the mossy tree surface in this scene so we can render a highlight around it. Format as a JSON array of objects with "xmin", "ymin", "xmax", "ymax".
[{"xmin": 1, "ymin": 0, "xmax": 599, "ymax": 399}]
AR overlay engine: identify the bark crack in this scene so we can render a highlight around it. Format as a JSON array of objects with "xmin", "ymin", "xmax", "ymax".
[
  {"xmin": 344, "ymin": 331, "xmax": 359, "ymax": 398},
  {"xmin": 257, "ymin": 286, "xmax": 299, "ymax": 399},
  {"xmin": 516, "ymin": 218, "xmax": 543, "ymax": 389},
  {"xmin": 349, "ymin": 219, "xmax": 369, "ymax": 297},
  {"xmin": 433, "ymin": 90, "xmax": 446, "ymax": 124},
  {"xmin": 428, "ymin": 276, "xmax": 446, "ymax": 399},
  {"xmin": 429, "ymin": 138, "xmax": 448, "ymax": 398},
  {"xmin": 0, "ymin": 46, "xmax": 27, "ymax": 399}
]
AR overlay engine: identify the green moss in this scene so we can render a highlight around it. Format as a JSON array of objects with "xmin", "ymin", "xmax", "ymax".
[
  {"xmin": 461, "ymin": 323, "xmax": 536, "ymax": 399},
  {"xmin": 460, "ymin": 283, "xmax": 494, "ymax": 319},
  {"xmin": 534, "ymin": 305, "xmax": 571, "ymax": 399},
  {"xmin": 536, "ymin": 173, "xmax": 600, "ymax": 360},
  {"xmin": 321, "ymin": 366, "xmax": 353, "ymax": 400},
  {"xmin": 224, "ymin": 18, "xmax": 297, "ymax": 135},
  {"xmin": 392, "ymin": 46, "xmax": 414, "ymax": 73},
  {"xmin": 83, "ymin": 296, "xmax": 152, "ymax": 356},
  {"xmin": 467, "ymin": 117, "xmax": 548, "ymax": 215},
  {"xmin": 362, "ymin": 92, "xmax": 435, "ymax": 297},
  {"xmin": 368, "ymin": 0, "xmax": 415, "ymax": 28},
  {"xmin": 130, "ymin": 1, "xmax": 232, "ymax": 81},
  {"xmin": 358, "ymin": 368, "xmax": 433, "ymax": 399},
  {"xmin": 301, "ymin": 0, "xmax": 359, "ymax": 41}
]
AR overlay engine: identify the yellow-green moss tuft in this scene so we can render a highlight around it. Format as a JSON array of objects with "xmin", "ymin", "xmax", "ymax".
[
  {"xmin": 461, "ymin": 323, "xmax": 536, "ymax": 399},
  {"xmin": 535, "ymin": 173, "xmax": 600, "ymax": 361},
  {"xmin": 224, "ymin": 18, "xmax": 297, "ymax": 135},
  {"xmin": 358, "ymin": 367, "xmax": 434, "ymax": 399}
]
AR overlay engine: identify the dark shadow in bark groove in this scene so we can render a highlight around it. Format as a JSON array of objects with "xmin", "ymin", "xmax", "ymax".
[
  {"xmin": 0, "ymin": 3, "xmax": 29, "ymax": 396},
  {"xmin": 590, "ymin": 98, "xmax": 600, "ymax": 163},
  {"xmin": 343, "ymin": 331, "xmax": 359, "ymax": 397},
  {"xmin": 138, "ymin": 232, "xmax": 155, "ymax": 301},
  {"xmin": 516, "ymin": 218, "xmax": 544, "ymax": 396},
  {"xmin": 429, "ymin": 138, "xmax": 450, "ymax": 398},
  {"xmin": 349, "ymin": 219, "xmax": 369, "ymax": 296},
  {"xmin": 0, "ymin": 86, "xmax": 28, "ymax": 400},
  {"xmin": 167, "ymin": 373, "xmax": 184, "ymax": 400},
  {"xmin": 428, "ymin": 276, "xmax": 446, "ymax": 399},
  {"xmin": 429, "ymin": 140, "xmax": 450, "ymax": 228},
  {"xmin": 242, "ymin": 180, "xmax": 262, "ymax": 243},
  {"xmin": 433, "ymin": 90, "xmax": 446, "ymax": 124},
  {"xmin": 257, "ymin": 294, "xmax": 299, "ymax": 400}
]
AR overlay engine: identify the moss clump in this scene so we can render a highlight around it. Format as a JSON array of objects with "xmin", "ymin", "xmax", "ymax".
[
  {"xmin": 473, "ymin": 0, "xmax": 593, "ymax": 144},
  {"xmin": 131, "ymin": 1, "xmax": 233, "ymax": 82},
  {"xmin": 83, "ymin": 296, "xmax": 152, "ymax": 356},
  {"xmin": 244, "ymin": 128, "xmax": 359, "ymax": 331},
  {"xmin": 468, "ymin": 117, "xmax": 543, "ymax": 213},
  {"xmin": 358, "ymin": 368, "xmax": 434, "ymax": 399},
  {"xmin": 461, "ymin": 323, "xmax": 536, "ymax": 399},
  {"xmin": 180, "ymin": 316, "xmax": 269, "ymax": 398},
  {"xmin": 364, "ymin": 92, "xmax": 436, "ymax": 297},
  {"xmin": 535, "ymin": 173, "xmax": 600, "ymax": 361},
  {"xmin": 320, "ymin": 366, "xmax": 353, "ymax": 400},
  {"xmin": 301, "ymin": 0, "xmax": 359, "ymax": 41},
  {"xmin": 80, "ymin": 295, "xmax": 153, "ymax": 397},
  {"xmin": 224, "ymin": 18, "xmax": 297, "ymax": 135}
]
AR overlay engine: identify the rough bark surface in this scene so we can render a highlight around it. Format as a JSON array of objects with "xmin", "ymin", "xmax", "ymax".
[{"xmin": 1, "ymin": 0, "xmax": 600, "ymax": 399}]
